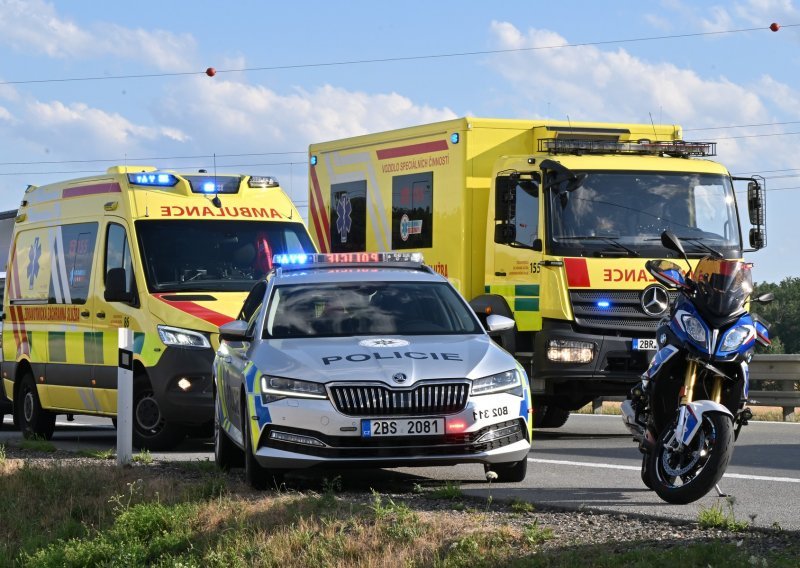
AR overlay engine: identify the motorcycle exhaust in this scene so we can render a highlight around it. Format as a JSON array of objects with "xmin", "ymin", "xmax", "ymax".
[{"xmin": 621, "ymin": 399, "xmax": 645, "ymax": 442}]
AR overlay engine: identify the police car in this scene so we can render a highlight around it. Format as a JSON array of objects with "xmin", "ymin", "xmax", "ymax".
[{"xmin": 213, "ymin": 252, "xmax": 532, "ymax": 488}]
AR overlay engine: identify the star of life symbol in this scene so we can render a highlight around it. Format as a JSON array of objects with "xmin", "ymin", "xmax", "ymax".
[
  {"xmin": 335, "ymin": 193, "xmax": 352, "ymax": 243},
  {"xmin": 358, "ymin": 338, "xmax": 410, "ymax": 348},
  {"xmin": 27, "ymin": 236, "xmax": 42, "ymax": 290}
]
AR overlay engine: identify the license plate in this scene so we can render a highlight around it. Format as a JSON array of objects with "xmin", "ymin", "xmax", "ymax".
[
  {"xmin": 361, "ymin": 418, "xmax": 445, "ymax": 438},
  {"xmin": 633, "ymin": 338, "xmax": 658, "ymax": 350}
]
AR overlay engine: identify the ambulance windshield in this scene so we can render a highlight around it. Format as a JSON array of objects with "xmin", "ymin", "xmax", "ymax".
[
  {"xmin": 136, "ymin": 220, "xmax": 315, "ymax": 292},
  {"xmin": 547, "ymin": 171, "xmax": 742, "ymax": 257}
]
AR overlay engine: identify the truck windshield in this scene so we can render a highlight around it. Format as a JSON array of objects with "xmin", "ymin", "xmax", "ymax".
[
  {"xmin": 136, "ymin": 220, "xmax": 315, "ymax": 292},
  {"xmin": 547, "ymin": 171, "xmax": 741, "ymax": 257}
]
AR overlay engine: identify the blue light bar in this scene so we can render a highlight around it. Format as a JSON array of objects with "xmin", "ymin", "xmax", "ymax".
[
  {"xmin": 597, "ymin": 300, "xmax": 611, "ymax": 309},
  {"xmin": 310, "ymin": 155, "xmax": 318, "ymax": 166},
  {"xmin": 272, "ymin": 252, "xmax": 424, "ymax": 267},
  {"xmin": 127, "ymin": 172, "xmax": 179, "ymax": 187},
  {"xmin": 450, "ymin": 133, "xmax": 460, "ymax": 144},
  {"xmin": 202, "ymin": 181, "xmax": 216, "ymax": 193}
]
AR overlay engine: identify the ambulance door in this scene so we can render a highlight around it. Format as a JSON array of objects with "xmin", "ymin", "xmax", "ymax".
[
  {"xmin": 492, "ymin": 174, "xmax": 544, "ymax": 335},
  {"xmin": 91, "ymin": 219, "xmax": 141, "ymax": 414},
  {"xmin": 40, "ymin": 223, "xmax": 100, "ymax": 412}
]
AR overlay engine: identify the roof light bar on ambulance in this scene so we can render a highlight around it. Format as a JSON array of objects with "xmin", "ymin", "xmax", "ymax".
[
  {"xmin": 539, "ymin": 138, "xmax": 716, "ymax": 157},
  {"xmin": 248, "ymin": 176, "xmax": 280, "ymax": 188},
  {"xmin": 272, "ymin": 252, "xmax": 424, "ymax": 268},
  {"xmin": 127, "ymin": 172, "xmax": 179, "ymax": 187}
]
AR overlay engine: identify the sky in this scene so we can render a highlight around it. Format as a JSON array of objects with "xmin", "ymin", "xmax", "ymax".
[{"xmin": 0, "ymin": 0, "xmax": 798, "ymax": 283}]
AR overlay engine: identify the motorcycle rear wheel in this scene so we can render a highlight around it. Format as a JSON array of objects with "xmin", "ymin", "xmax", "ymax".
[{"xmin": 648, "ymin": 411, "xmax": 734, "ymax": 505}]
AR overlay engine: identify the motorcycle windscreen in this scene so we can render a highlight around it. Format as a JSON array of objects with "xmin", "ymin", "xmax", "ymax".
[{"xmin": 692, "ymin": 257, "xmax": 753, "ymax": 317}]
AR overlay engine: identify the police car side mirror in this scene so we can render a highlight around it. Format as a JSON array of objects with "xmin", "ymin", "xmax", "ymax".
[
  {"xmin": 219, "ymin": 320, "xmax": 252, "ymax": 342},
  {"xmin": 104, "ymin": 267, "xmax": 136, "ymax": 304},
  {"xmin": 485, "ymin": 314, "xmax": 515, "ymax": 333}
]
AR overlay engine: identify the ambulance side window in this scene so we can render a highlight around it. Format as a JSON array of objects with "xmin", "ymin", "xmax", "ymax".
[
  {"xmin": 105, "ymin": 223, "xmax": 136, "ymax": 298},
  {"xmin": 61, "ymin": 223, "xmax": 99, "ymax": 304}
]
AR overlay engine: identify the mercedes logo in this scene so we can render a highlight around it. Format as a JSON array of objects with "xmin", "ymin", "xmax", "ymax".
[
  {"xmin": 640, "ymin": 284, "xmax": 670, "ymax": 317},
  {"xmin": 392, "ymin": 373, "xmax": 407, "ymax": 383}
]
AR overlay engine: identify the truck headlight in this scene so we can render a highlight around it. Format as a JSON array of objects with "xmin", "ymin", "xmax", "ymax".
[
  {"xmin": 546, "ymin": 339, "xmax": 594, "ymax": 363},
  {"xmin": 681, "ymin": 315, "xmax": 707, "ymax": 346},
  {"xmin": 472, "ymin": 369, "xmax": 522, "ymax": 396},
  {"xmin": 261, "ymin": 375, "xmax": 327, "ymax": 403},
  {"xmin": 157, "ymin": 325, "xmax": 211, "ymax": 349}
]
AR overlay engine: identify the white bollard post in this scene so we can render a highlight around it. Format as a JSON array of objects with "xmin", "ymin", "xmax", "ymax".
[{"xmin": 117, "ymin": 327, "xmax": 134, "ymax": 466}]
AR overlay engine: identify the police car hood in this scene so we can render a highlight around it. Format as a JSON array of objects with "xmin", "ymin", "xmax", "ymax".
[{"xmin": 253, "ymin": 334, "xmax": 513, "ymax": 384}]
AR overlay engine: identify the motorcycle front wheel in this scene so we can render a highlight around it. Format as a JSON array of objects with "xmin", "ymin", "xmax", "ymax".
[{"xmin": 648, "ymin": 411, "xmax": 734, "ymax": 505}]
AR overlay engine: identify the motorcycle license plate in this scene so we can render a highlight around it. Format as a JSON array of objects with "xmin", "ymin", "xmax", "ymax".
[
  {"xmin": 633, "ymin": 338, "xmax": 658, "ymax": 350},
  {"xmin": 361, "ymin": 418, "xmax": 445, "ymax": 438}
]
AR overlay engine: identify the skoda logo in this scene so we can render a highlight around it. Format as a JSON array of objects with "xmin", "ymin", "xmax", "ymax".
[
  {"xmin": 640, "ymin": 284, "xmax": 670, "ymax": 317},
  {"xmin": 392, "ymin": 373, "xmax": 407, "ymax": 384}
]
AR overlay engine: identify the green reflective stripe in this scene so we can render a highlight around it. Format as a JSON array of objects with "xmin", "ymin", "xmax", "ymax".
[
  {"xmin": 49, "ymin": 332, "xmax": 66, "ymax": 363},
  {"xmin": 514, "ymin": 298, "xmax": 540, "ymax": 312},
  {"xmin": 514, "ymin": 284, "xmax": 540, "ymax": 296},
  {"xmin": 84, "ymin": 332, "xmax": 104, "ymax": 364}
]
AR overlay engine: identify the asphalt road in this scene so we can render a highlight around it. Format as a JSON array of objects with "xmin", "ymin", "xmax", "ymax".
[{"xmin": 2, "ymin": 413, "xmax": 798, "ymax": 530}]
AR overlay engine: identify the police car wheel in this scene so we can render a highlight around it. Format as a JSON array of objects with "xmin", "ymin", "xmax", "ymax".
[
  {"xmin": 16, "ymin": 373, "xmax": 55, "ymax": 440},
  {"xmin": 131, "ymin": 385, "xmax": 185, "ymax": 451},
  {"xmin": 492, "ymin": 458, "xmax": 528, "ymax": 483},
  {"xmin": 242, "ymin": 401, "xmax": 282, "ymax": 490},
  {"xmin": 214, "ymin": 392, "xmax": 243, "ymax": 470}
]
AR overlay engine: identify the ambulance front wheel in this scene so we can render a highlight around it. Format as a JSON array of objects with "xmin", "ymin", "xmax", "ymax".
[
  {"xmin": 132, "ymin": 378, "xmax": 186, "ymax": 451},
  {"xmin": 16, "ymin": 373, "xmax": 56, "ymax": 440}
]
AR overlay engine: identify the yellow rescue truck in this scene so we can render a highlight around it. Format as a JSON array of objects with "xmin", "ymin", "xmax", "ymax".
[
  {"xmin": 308, "ymin": 118, "xmax": 767, "ymax": 427},
  {"xmin": 2, "ymin": 167, "xmax": 315, "ymax": 448}
]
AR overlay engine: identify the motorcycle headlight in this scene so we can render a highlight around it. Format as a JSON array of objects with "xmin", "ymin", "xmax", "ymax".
[
  {"xmin": 157, "ymin": 325, "xmax": 211, "ymax": 349},
  {"xmin": 720, "ymin": 327, "xmax": 751, "ymax": 352},
  {"xmin": 472, "ymin": 369, "xmax": 523, "ymax": 396},
  {"xmin": 681, "ymin": 315, "xmax": 707, "ymax": 345},
  {"xmin": 261, "ymin": 375, "xmax": 327, "ymax": 403}
]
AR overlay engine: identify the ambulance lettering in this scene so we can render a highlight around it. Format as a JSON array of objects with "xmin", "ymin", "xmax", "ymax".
[
  {"xmin": 160, "ymin": 206, "xmax": 283, "ymax": 219},
  {"xmin": 322, "ymin": 352, "xmax": 464, "ymax": 365},
  {"xmin": 602, "ymin": 268, "xmax": 656, "ymax": 283}
]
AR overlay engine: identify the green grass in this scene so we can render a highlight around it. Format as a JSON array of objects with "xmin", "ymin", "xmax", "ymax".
[
  {"xmin": 131, "ymin": 449, "xmax": 153, "ymax": 464},
  {"xmin": 77, "ymin": 448, "xmax": 116, "ymax": 460},
  {"xmin": 429, "ymin": 481, "xmax": 463, "ymax": 501},
  {"xmin": 0, "ymin": 444, "xmax": 6, "ymax": 465},
  {"xmin": 19, "ymin": 436, "xmax": 56, "ymax": 452},
  {"xmin": 697, "ymin": 498, "xmax": 750, "ymax": 532}
]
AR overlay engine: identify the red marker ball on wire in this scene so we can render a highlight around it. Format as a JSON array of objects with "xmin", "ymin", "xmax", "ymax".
[
  {"xmin": 770, "ymin": 22, "xmax": 780, "ymax": 32},
  {"xmin": 206, "ymin": 67, "xmax": 216, "ymax": 77}
]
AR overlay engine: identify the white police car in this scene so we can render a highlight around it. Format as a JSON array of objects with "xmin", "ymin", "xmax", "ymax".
[{"xmin": 213, "ymin": 253, "xmax": 532, "ymax": 489}]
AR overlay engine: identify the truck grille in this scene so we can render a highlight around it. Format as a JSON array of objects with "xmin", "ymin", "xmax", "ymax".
[
  {"xmin": 329, "ymin": 382, "xmax": 470, "ymax": 417},
  {"xmin": 570, "ymin": 290, "xmax": 677, "ymax": 333}
]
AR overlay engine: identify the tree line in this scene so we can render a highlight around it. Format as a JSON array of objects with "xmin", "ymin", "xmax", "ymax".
[{"xmin": 752, "ymin": 277, "xmax": 800, "ymax": 354}]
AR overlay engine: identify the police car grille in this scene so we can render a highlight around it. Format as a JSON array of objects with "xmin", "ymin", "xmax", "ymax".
[
  {"xmin": 330, "ymin": 383, "xmax": 469, "ymax": 417},
  {"xmin": 569, "ymin": 290, "xmax": 677, "ymax": 333}
]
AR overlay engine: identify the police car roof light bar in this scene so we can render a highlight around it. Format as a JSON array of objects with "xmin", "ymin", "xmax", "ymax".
[{"xmin": 272, "ymin": 252, "xmax": 425, "ymax": 270}]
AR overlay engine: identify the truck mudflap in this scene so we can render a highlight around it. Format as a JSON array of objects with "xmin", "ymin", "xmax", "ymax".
[{"xmin": 531, "ymin": 320, "xmax": 653, "ymax": 409}]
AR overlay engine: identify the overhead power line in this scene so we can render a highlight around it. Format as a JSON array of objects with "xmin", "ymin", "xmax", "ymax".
[{"xmin": 0, "ymin": 23, "xmax": 793, "ymax": 86}]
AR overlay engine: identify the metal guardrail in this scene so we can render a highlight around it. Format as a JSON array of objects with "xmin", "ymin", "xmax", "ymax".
[{"xmin": 591, "ymin": 354, "xmax": 800, "ymax": 422}]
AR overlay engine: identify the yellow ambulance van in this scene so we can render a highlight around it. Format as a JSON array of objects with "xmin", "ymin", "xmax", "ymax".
[
  {"xmin": 308, "ymin": 118, "xmax": 767, "ymax": 428},
  {"xmin": 1, "ymin": 167, "xmax": 315, "ymax": 448}
]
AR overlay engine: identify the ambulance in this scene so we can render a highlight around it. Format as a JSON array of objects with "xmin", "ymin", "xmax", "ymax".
[
  {"xmin": 1, "ymin": 167, "xmax": 315, "ymax": 449},
  {"xmin": 308, "ymin": 117, "xmax": 767, "ymax": 427}
]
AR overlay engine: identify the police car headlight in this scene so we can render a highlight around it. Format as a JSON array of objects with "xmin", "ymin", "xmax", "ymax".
[
  {"xmin": 471, "ymin": 369, "xmax": 522, "ymax": 396},
  {"xmin": 157, "ymin": 325, "xmax": 211, "ymax": 349},
  {"xmin": 261, "ymin": 375, "xmax": 327, "ymax": 403}
]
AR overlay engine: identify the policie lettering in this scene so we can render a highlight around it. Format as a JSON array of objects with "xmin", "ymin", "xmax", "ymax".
[{"xmin": 322, "ymin": 351, "xmax": 463, "ymax": 365}]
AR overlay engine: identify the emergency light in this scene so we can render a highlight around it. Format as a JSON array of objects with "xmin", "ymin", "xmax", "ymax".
[
  {"xmin": 272, "ymin": 252, "xmax": 424, "ymax": 267},
  {"xmin": 248, "ymin": 176, "xmax": 280, "ymax": 188},
  {"xmin": 539, "ymin": 138, "xmax": 716, "ymax": 157},
  {"xmin": 127, "ymin": 172, "xmax": 179, "ymax": 187}
]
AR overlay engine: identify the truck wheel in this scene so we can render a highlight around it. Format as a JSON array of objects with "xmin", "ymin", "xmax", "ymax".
[
  {"xmin": 539, "ymin": 406, "xmax": 571, "ymax": 428},
  {"xmin": 490, "ymin": 458, "xmax": 528, "ymax": 482},
  {"xmin": 16, "ymin": 373, "xmax": 56, "ymax": 440},
  {"xmin": 131, "ymin": 381, "xmax": 185, "ymax": 450}
]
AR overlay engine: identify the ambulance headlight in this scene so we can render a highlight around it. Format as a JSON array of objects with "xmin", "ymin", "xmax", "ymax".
[
  {"xmin": 471, "ymin": 369, "xmax": 523, "ymax": 396},
  {"xmin": 157, "ymin": 325, "xmax": 211, "ymax": 349},
  {"xmin": 261, "ymin": 375, "xmax": 327, "ymax": 403}
]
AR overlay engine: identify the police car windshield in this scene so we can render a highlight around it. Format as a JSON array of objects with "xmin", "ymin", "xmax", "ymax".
[
  {"xmin": 136, "ymin": 220, "xmax": 315, "ymax": 292},
  {"xmin": 264, "ymin": 281, "xmax": 483, "ymax": 338}
]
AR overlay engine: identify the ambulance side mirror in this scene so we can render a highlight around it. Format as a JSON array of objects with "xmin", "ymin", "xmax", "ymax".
[{"xmin": 104, "ymin": 267, "xmax": 136, "ymax": 304}]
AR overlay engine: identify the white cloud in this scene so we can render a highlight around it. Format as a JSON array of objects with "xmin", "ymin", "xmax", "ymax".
[
  {"xmin": 0, "ymin": 106, "xmax": 11, "ymax": 121},
  {"xmin": 0, "ymin": 0, "xmax": 196, "ymax": 70}
]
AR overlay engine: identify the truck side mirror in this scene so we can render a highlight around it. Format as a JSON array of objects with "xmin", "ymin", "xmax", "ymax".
[
  {"xmin": 104, "ymin": 267, "xmax": 136, "ymax": 304},
  {"xmin": 747, "ymin": 181, "xmax": 765, "ymax": 226},
  {"xmin": 495, "ymin": 175, "xmax": 516, "ymax": 221},
  {"xmin": 494, "ymin": 223, "xmax": 515, "ymax": 244},
  {"xmin": 749, "ymin": 228, "xmax": 766, "ymax": 250}
]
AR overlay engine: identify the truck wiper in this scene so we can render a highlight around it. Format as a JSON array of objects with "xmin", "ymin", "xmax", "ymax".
[
  {"xmin": 557, "ymin": 236, "xmax": 640, "ymax": 257},
  {"xmin": 674, "ymin": 236, "xmax": 724, "ymax": 259}
]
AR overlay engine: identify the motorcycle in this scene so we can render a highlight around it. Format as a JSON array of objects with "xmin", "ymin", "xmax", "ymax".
[{"xmin": 621, "ymin": 231, "xmax": 773, "ymax": 504}]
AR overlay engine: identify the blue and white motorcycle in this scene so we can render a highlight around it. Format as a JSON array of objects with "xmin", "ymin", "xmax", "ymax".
[{"xmin": 622, "ymin": 231, "xmax": 773, "ymax": 504}]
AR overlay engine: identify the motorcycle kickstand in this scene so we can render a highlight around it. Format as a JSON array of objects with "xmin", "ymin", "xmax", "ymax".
[{"xmin": 714, "ymin": 483, "xmax": 729, "ymax": 498}]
